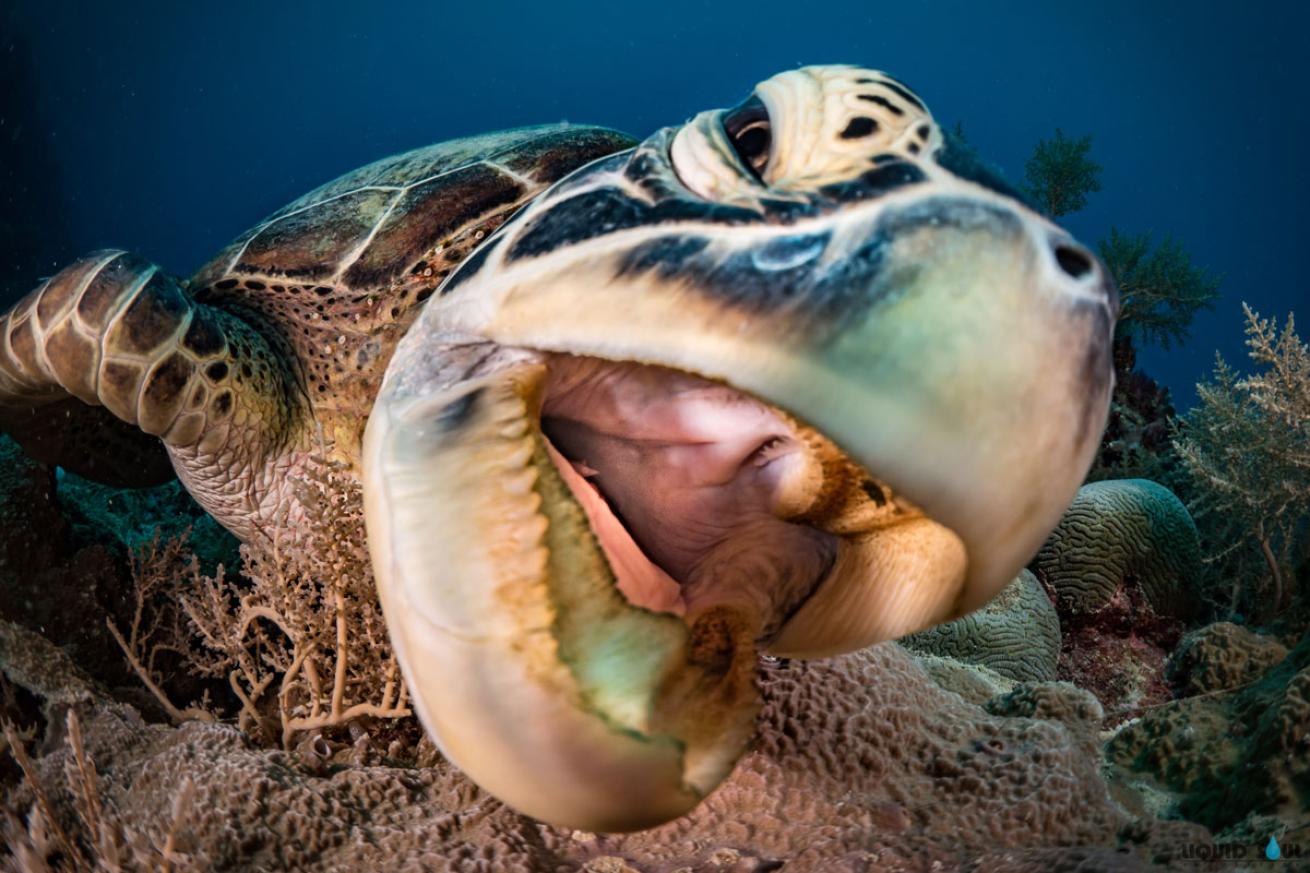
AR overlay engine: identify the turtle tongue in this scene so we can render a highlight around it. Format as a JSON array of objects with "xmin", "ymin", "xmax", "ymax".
[{"xmin": 544, "ymin": 438, "xmax": 687, "ymax": 616}]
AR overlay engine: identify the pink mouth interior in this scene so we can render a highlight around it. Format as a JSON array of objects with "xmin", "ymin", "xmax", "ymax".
[{"xmin": 539, "ymin": 356, "xmax": 836, "ymax": 634}]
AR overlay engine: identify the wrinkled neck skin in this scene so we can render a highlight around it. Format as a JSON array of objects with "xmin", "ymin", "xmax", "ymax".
[{"xmin": 541, "ymin": 355, "xmax": 837, "ymax": 638}]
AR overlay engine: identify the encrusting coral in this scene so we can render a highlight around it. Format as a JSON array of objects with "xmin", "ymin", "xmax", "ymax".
[
  {"xmin": 1166, "ymin": 621, "xmax": 1289, "ymax": 697},
  {"xmin": 2, "ymin": 617, "xmax": 1207, "ymax": 873},
  {"xmin": 1106, "ymin": 628, "xmax": 1309, "ymax": 848},
  {"xmin": 900, "ymin": 570, "xmax": 1061, "ymax": 682}
]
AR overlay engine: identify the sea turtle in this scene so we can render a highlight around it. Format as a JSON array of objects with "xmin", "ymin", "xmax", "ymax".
[{"xmin": 0, "ymin": 66, "xmax": 1116, "ymax": 831}]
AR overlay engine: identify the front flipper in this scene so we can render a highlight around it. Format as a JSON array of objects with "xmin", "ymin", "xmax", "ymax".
[{"xmin": 0, "ymin": 250, "xmax": 300, "ymax": 490}]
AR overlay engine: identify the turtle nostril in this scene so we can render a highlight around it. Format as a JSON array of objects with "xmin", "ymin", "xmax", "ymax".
[{"xmin": 1053, "ymin": 243, "xmax": 1094, "ymax": 280}]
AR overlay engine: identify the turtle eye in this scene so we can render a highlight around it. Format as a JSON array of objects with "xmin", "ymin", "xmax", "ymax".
[{"xmin": 721, "ymin": 95, "xmax": 772, "ymax": 182}]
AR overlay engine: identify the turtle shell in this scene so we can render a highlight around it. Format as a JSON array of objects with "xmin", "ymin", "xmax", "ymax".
[{"xmin": 184, "ymin": 124, "xmax": 634, "ymax": 411}]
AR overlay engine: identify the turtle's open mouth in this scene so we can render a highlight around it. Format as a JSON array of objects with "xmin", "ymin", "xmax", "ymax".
[
  {"xmin": 536, "ymin": 351, "xmax": 977, "ymax": 665},
  {"xmin": 540, "ymin": 354, "xmax": 839, "ymax": 639},
  {"xmin": 362, "ymin": 337, "xmax": 972, "ymax": 831}
]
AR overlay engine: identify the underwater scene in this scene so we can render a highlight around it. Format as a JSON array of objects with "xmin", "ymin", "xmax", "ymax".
[{"xmin": 1, "ymin": 1, "xmax": 1307, "ymax": 870}]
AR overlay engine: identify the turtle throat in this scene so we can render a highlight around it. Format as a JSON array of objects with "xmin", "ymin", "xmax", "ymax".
[{"xmin": 539, "ymin": 355, "xmax": 838, "ymax": 640}]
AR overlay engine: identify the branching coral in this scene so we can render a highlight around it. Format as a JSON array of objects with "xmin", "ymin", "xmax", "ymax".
[
  {"xmin": 106, "ymin": 535, "xmax": 217, "ymax": 725},
  {"xmin": 111, "ymin": 456, "xmax": 412, "ymax": 749},
  {"xmin": 1174, "ymin": 304, "xmax": 1310, "ymax": 618},
  {"xmin": 1098, "ymin": 227, "xmax": 1220, "ymax": 350},
  {"xmin": 182, "ymin": 458, "xmax": 412, "ymax": 746},
  {"xmin": 1021, "ymin": 128, "xmax": 1102, "ymax": 218}
]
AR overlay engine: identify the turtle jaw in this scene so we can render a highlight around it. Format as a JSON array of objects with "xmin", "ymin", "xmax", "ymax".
[
  {"xmin": 363, "ymin": 189, "xmax": 1117, "ymax": 832},
  {"xmin": 361, "ymin": 341, "xmax": 967, "ymax": 832},
  {"xmin": 362, "ymin": 349, "xmax": 768, "ymax": 832}
]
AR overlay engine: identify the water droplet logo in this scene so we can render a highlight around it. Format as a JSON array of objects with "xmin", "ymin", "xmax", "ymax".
[{"xmin": 1267, "ymin": 835, "xmax": 1281, "ymax": 860}]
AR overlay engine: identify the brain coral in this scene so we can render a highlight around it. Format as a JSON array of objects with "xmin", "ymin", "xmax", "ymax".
[
  {"xmin": 1, "ymin": 617, "xmax": 1208, "ymax": 873},
  {"xmin": 908, "ymin": 651, "xmax": 1016, "ymax": 705},
  {"xmin": 1033, "ymin": 479, "xmax": 1202, "ymax": 620},
  {"xmin": 900, "ymin": 570, "xmax": 1061, "ymax": 682},
  {"xmin": 1166, "ymin": 621, "xmax": 1289, "ymax": 697}
]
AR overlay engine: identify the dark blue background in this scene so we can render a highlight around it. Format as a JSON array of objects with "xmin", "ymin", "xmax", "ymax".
[{"xmin": 5, "ymin": 0, "xmax": 1307, "ymax": 405}]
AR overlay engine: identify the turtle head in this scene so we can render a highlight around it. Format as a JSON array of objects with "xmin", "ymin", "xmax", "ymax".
[{"xmin": 363, "ymin": 65, "xmax": 1117, "ymax": 831}]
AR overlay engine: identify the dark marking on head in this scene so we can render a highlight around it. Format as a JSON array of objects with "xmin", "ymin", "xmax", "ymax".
[
  {"xmin": 878, "ymin": 80, "xmax": 926, "ymax": 111},
  {"xmin": 245, "ymin": 280, "xmax": 266, "ymax": 291},
  {"xmin": 438, "ymin": 387, "xmax": 483, "ymax": 432},
  {"xmin": 510, "ymin": 182, "xmax": 759, "ymax": 262},
  {"xmin": 908, "ymin": 143, "xmax": 921, "ymax": 155},
  {"xmin": 205, "ymin": 361, "xmax": 229, "ymax": 382},
  {"xmin": 879, "ymin": 196, "xmax": 1024, "ymax": 240},
  {"xmin": 214, "ymin": 278, "xmax": 240, "ymax": 290},
  {"xmin": 839, "ymin": 117, "xmax": 879, "ymax": 139},
  {"xmin": 633, "ymin": 226, "xmax": 889, "ymax": 326},
  {"xmin": 861, "ymin": 480, "xmax": 888, "ymax": 507},
  {"xmin": 857, "ymin": 93, "xmax": 904, "ymax": 115},
  {"xmin": 440, "ymin": 235, "xmax": 501, "ymax": 296},
  {"xmin": 916, "ymin": 124, "xmax": 931, "ymax": 140},
  {"xmin": 818, "ymin": 162, "xmax": 926, "ymax": 204},
  {"xmin": 616, "ymin": 236, "xmax": 710, "ymax": 278}
]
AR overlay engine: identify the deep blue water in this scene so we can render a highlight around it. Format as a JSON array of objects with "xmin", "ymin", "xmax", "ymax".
[{"xmin": 3, "ymin": 0, "xmax": 1307, "ymax": 406}]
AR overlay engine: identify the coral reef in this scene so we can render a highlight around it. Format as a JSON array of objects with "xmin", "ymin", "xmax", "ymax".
[
  {"xmin": 1032, "ymin": 479, "xmax": 1204, "ymax": 723},
  {"xmin": 118, "ymin": 458, "xmax": 413, "ymax": 748},
  {"xmin": 1089, "ymin": 335, "xmax": 1180, "ymax": 485},
  {"xmin": 1175, "ymin": 304, "xmax": 1310, "ymax": 619},
  {"xmin": 1034, "ymin": 479, "xmax": 1202, "ymax": 621},
  {"xmin": 57, "ymin": 472, "xmax": 238, "ymax": 574},
  {"xmin": 0, "ymin": 437, "xmax": 137, "ymax": 694},
  {"xmin": 1097, "ymin": 228, "xmax": 1219, "ymax": 351},
  {"xmin": 1106, "ymin": 628, "xmax": 1309, "ymax": 848},
  {"xmin": 907, "ymin": 652, "xmax": 1016, "ymax": 706},
  {"xmin": 900, "ymin": 570, "xmax": 1061, "ymax": 682},
  {"xmin": 2, "ymin": 617, "xmax": 1207, "ymax": 872},
  {"xmin": 1167, "ymin": 622, "xmax": 1289, "ymax": 697},
  {"xmin": 1021, "ymin": 128, "xmax": 1102, "ymax": 218},
  {"xmin": 985, "ymin": 682, "xmax": 1105, "ymax": 740}
]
